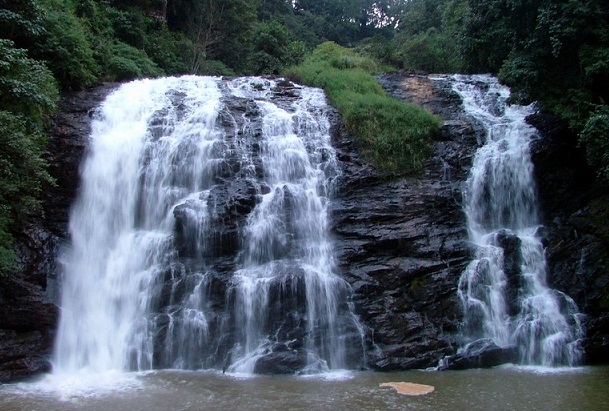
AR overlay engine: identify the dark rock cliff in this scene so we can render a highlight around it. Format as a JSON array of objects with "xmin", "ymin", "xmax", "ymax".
[
  {"xmin": 332, "ymin": 74, "xmax": 478, "ymax": 369},
  {"xmin": 1, "ymin": 73, "xmax": 607, "ymax": 381},
  {"xmin": 0, "ymin": 84, "xmax": 118, "ymax": 381},
  {"xmin": 528, "ymin": 113, "xmax": 609, "ymax": 364}
]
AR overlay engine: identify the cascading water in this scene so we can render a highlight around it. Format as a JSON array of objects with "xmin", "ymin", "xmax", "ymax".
[
  {"xmin": 53, "ymin": 75, "xmax": 363, "ymax": 376},
  {"xmin": 448, "ymin": 74, "xmax": 584, "ymax": 366}
]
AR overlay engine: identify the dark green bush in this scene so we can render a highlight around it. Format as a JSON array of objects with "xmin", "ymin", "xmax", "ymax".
[
  {"xmin": 196, "ymin": 60, "xmax": 235, "ymax": 76},
  {"xmin": 579, "ymin": 105, "xmax": 609, "ymax": 182},
  {"xmin": 0, "ymin": 38, "xmax": 58, "ymax": 124},
  {"xmin": 0, "ymin": 40, "xmax": 57, "ymax": 275},
  {"xmin": 393, "ymin": 28, "xmax": 459, "ymax": 73},
  {"xmin": 247, "ymin": 20, "xmax": 304, "ymax": 74},
  {"xmin": 142, "ymin": 24, "xmax": 192, "ymax": 75},
  {"xmin": 36, "ymin": 2, "xmax": 99, "ymax": 90},
  {"xmin": 0, "ymin": 18, "xmax": 60, "ymax": 275},
  {"xmin": 286, "ymin": 42, "xmax": 439, "ymax": 175},
  {"xmin": 100, "ymin": 41, "xmax": 163, "ymax": 81}
]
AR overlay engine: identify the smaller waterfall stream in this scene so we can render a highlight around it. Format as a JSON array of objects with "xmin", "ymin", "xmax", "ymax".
[{"xmin": 448, "ymin": 75, "xmax": 584, "ymax": 366}]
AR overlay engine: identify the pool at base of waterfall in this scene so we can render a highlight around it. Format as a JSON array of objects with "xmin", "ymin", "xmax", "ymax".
[{"xmin": 1, "ymin": 366, "xmax": 608, "ymax": 411}]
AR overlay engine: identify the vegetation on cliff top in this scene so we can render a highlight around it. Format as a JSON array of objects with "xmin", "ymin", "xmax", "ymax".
[{"xmin": 285, "ymin": 42, "xmax": 439, "ymax": 175}]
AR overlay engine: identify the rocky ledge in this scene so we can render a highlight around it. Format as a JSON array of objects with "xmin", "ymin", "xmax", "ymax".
[
  {"xmin": 528, "ymin": 112, "xmax": 609, "ymax": 364},
  {"xmin": 331, "ymin": 74, "xmax": 480, "ymax": 369},
  {"xmin": 0, "ymin": 83, "xmax": 118, "ymax": 381}
]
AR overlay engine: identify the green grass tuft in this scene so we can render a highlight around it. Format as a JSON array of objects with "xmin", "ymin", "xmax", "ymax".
[{"xmin": 284, "ymin": 42, "xmax": 439, "ymax": 175}]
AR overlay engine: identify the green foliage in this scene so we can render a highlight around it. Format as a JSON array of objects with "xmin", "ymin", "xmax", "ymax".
[
  {"xmin": 394, "ymin": 28, "xmax": 458, "ymax": 73},
  {"xmin": 0, "ymin": 214, "xmax": 16, "ymax": 276},
  {"xmin": 386, "ymin": 0, "xmax": 466, "ymax": 73},
  {"xmin": 83, "ymin": 1, "xmax": 192, "ymax": 77},
  {"xmin": 309, "ymin": 41, "xmax": 386, "ymax": 73},
  {"xmin": 0, "ymin": 40, "xmax": 57, "ymax": 276},
  {"xmin": 196, "ymin": 60, "xmax": 235, "ymax": 76},
  {"xmin": 99, "ymin": 41, "xmax": 163, "ymax": 81},
  {"xmin": 0, "ymin": 111, "xmax": 53, "ymax": 225},
  {"xmin": 0, "ymin": 0, "xmax": 47, "ymax": 49},
  {"xmin": 167, "ymin": 0, "xmax": 259, "ymax": 73},
  {"xmin": 459, "ymin": 0, "xmax": 609, "ymax": 180},
  {"xmin": 286, "ymin": 42, "xmax": 439, "ymax": 175},
  {"xmin": 0, "ymin": 38, "xmax": 58, "ymax": 123},
  {"xmin": 356, "ymin": 34, "xmax": 395, "ymax": 66},
  {"xmin": 35, "ymin": 1, "xmax": 99, "ymax": 90},
  {"xmin": 142, "ymin": 25, "xmax": 192, "ymax": 75},
  {"xmin": 579, "ymin": 105, "xmax": 609, "ymax": 182},
  {"xmin": 248, "ymin": 20, "xmax": 304, "ymax": 74},
  {"xmin": 105, "ymin": 6, "xmax": 147, "ymax": 49},
  {"xmin": 340, "ymin": 92, "xmax": 437, "ymax": 174}
]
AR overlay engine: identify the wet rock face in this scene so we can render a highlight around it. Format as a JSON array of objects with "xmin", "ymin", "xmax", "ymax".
[
  {"xmin": 528, "ymin": 112, "xmax": 609, "ymax": 364},
  {"xmin": 330, "ymin": 74, "xmax": 482, "ymax": 370},
  {"xmin": 0, "ymin": 83, "xmax": 119, "ymax": 382},
  {"xmin": 334, "ymin": 73, "xmax": 609, "ymax": 370},
  {"xmin": 437, "ymin": 338, "xmax": 519, "ymax": 370}
]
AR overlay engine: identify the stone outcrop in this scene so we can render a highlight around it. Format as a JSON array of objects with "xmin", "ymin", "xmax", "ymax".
[
  {"xmin": 0, "ymin": 83, "xmax": 118, "ymax": 381},
  {"xmin": 331, "ymin": 74, "xmax": 480, "ymax": 370},
  {"xmin": 528, "ymin": 112, "xmax": 609, "ymax": 364}
]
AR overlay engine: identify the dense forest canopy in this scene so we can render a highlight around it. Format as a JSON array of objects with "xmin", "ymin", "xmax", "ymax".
[{"xmin": 0, "ymin": 0, "xmax": 608, "ymax": 275}]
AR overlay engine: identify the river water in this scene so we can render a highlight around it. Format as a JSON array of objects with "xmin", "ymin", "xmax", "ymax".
[{"xmin": 1, "ymin": 366, "xmax": 608, "ymax": 410}]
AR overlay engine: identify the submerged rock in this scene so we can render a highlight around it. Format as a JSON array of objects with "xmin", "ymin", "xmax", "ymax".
[
  {"xmin": 437, "ymin": 338, "xmax": 518, "ymax": 370},
  {"xmin": 379, "ymin": 382, "xmax": 435, "ymax": 396}
]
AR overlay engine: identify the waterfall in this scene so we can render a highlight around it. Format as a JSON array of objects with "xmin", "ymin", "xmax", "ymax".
[
  {"xmin": 53, "ymin": 76, "xmax": 362, "ymax": 375},
  {"xmin": 450, "ymin": 74, "xmax": 584, "ymax": 366}
]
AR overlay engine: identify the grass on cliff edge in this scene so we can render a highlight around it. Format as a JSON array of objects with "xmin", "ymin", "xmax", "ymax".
[{"xmin": 284, "ymin": 42, "xmax": 440, "ymax": 176}]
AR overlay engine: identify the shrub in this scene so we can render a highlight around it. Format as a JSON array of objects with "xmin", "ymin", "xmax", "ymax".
[
  {"xmin": 100, "ymin": 41, "xmax": 163, "ymax": 81},
  {"xmin": 142, "ymin": 24, "xmax": 192, "ymax": 75},
  {"xmin": 579, "ymin": 105, "xmax": 609, "ymax": 182},
  {"xmin": 393, "ymin": 28, "xmax": 459, "ymax": 73},
  {"xmin": 0, "ymin": 112, "xmax": 55, "ymax": 275},
  {"xmin": 196, "ymin": 60, "xmax": 235, "ymax": 76},
  {"xmin": 286, "ymin": 42, "xmax": 439, "ymax": 175},
  {"xmin": 0, "ymin": 37, "xmax": 58, "ymax": 277},
  {"xmin": 35, "ymin": 3, "xmax": 99, "ymax": 90},
  {"xmin": 247, "ymin": 20, "xmax": 306, "ymax": 75},
  {"xmin": 308, "ymin": 41, "xmax": 384, "ymax": 73}
]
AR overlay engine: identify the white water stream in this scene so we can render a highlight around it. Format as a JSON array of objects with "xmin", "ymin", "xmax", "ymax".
[
  {"xmin": 53, "ymin": 76, "xmax": 360, "ymax": 376},
  {"xmin": 449, "ymin": 74, "xmax": 583, "ymax": 366}
]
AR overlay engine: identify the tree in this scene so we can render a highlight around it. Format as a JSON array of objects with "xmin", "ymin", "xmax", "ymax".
[
  {"xmin": 460, "ymin": 0, "xmax": 609, "ymax": 177},
  {"xmin": 258, "ymin": 0, "xmax": 294, "ymax": 21},
  {"xmin": 579, "ymin": 105, "xmax": 609, "ymax": 182},
  {"xmin": 248, "ymin": 20, "xmax": 304, "ymax": 74},
  {"xmin": 388, "ymin": 0, "xmax": 466, "ymax": 72},
  {"xmin": 0, "ymin": 0, "xmax": 46, "ymax": 50},
  {"xmin": 0, "ymin": 39, "xmax": 58, "ymax": 275},
  {"xmin": 166, "ymin": 0, "xmax": 258, "ymax": 73}
]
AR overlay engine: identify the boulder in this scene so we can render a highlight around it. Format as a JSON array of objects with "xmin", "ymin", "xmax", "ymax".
[
  {"xmin": 253, "ymin": 349, "xmax": 308, "ymax": 375},
  {"xmin": 438, "ymin": 338, "xmax": 519, "ymax": 370}
]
